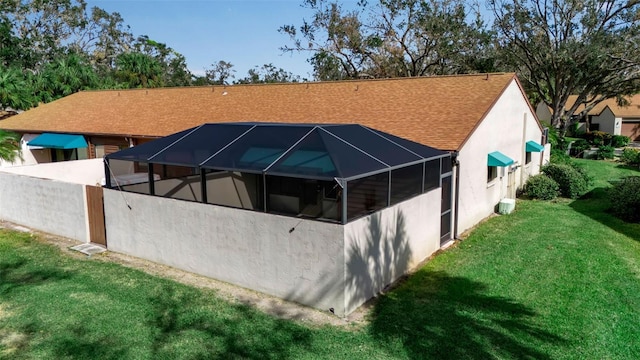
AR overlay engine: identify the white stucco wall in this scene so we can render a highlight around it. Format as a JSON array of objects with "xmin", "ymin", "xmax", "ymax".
[
  {"xmin": 104, "ymin": 182, "xmax": 444, "ymax": 316},
  {"xmin": 103, "ymin": 190, "xmax": 347, "ymax": 314},
  {"xmin": 591, "ymin": 107, "xmax": 618, "ymax": 135},
  {"xmin": 456, "ymin": 80, "xmax": 543, "ymax": 234},
  {"xmin": 343, "ymin": 188, "xmax": 441, "ymax": 314},
  {"xmin": 0, "ymin": 172, "xmax": 87, "ymax": 241},
  {"xmin": 0, "ymin": 158, "xmax": 104, "ymax": 185},
  {"xmin": 0, "ymin": 134, "xmax": 51, "ymax": 168}
]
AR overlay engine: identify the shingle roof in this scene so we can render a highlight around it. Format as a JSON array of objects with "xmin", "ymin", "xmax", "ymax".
[
  {"xmin": 566, "ymin": 94, "xmax": 640, "ymax": 117},
  {"xmin": 0, "ymin": 73, "xmax": 520, "ymax": 150}
]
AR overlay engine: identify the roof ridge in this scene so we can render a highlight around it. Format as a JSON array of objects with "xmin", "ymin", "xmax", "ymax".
[{"xmin": 77, "ymin": 72, "xmax": 515, "ymax": 94}]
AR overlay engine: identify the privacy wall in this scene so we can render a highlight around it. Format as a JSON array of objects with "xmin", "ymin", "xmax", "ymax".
[
  {"xmin": 0, "ymin": 172, "xmax": 87, "ymax": 241},
  {"xmin": 103, "ymin": 187, "xmax": 443, "ymax": 316}
]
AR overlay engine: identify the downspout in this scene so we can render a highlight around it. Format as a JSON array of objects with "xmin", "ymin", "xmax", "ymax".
[
  {"xmin": 452, "ymin": 151, "xmax": 461, "ymax": 240},
  {"xmin": 520, "ymin": 113, "xmax": 527, "ymax": 188}
]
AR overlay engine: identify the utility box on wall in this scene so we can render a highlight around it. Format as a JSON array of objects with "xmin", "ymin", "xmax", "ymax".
[{"xmin": 498, "ymin": 198, "xmax": 516, "ymax": 214}]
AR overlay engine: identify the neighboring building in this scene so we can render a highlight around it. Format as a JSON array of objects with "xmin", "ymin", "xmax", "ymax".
[
  {"xmin": 536, "ymin": 94, "xmax": 640, "ymax": 140},
  {"xmin": 0, "ymin": 72, "xmax": 545, "ymax": 237}
]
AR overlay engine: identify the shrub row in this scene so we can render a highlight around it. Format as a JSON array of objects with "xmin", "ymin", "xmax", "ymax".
[
  {"xmin": 541, "ymin": 163, "xmax": 591, "ymax": 199},
  {"xmin": 620, "ymin": 148, "xmax": 640, "ymax": 166},
  {"xmin": 581, "ymin": 131, "xmax": 629, "ymax": 147},
  {"xmin": 597, "ymin": 145, "xmax": 615, "ymax": 160},
  {"xmin": 611, "ymin": 135, "xmax": 630, "ymax": 148},
  {"xmin": 609, "ymin": 176, "xmax": 640, "ymax": 223},
  {"xmin": 582, "ymin": 131, "xmax": 622, "ymax": 145},
  {"xmin": 524, "ymin": 174, "xmax": 559, "ymax": 200}
]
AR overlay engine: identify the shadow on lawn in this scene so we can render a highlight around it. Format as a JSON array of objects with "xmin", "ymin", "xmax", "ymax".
[
  {"xmin": 0, "ymin": 255, "xmax": 73, "ymax": 296},
  {"xmin": 569, "ymin": 187, "xmax": 640, "ymax": 242},
  {"xmin": 147, "ymin": 285, "xmax": 313, "ymax": 359},
  {"xmin": 48, "ymin": 323, "xmax": 130, "ymax": 359},
  {"xmin": 369, "ymin": 271, "xmax": 567, "ymax": 359}
]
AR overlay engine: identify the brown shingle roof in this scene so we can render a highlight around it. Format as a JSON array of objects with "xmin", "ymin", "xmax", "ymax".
[
  {"xmin": 566, "ymin": 94, "xmax": 640, "ymax": 117},
  {"xmin": 0, "ymin": 73, "xmax": 519, "ymax": 150}
]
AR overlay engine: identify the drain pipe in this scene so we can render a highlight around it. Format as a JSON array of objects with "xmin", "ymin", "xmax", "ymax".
[{"xmin": 452, "ymin": 151, "xmax": 461, "ymax": 240}]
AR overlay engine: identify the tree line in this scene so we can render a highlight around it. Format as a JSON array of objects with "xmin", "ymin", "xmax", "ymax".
[
  {"xmin": 1, "ymin": 0, "xmax": 639, "ymax": 136},
  {"xmin": 0, "ymin": 0, "xmax": 301, "ymax": 114}
]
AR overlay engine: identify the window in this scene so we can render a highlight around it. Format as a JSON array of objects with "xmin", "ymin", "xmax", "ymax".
[
  {"xmin": 51, "ymin": 149, "xmax": 78, "ymax": 162},
  {"xmin": 487, "ymin": 166, "xmax": 497, "ymax": 182},
  {"xmin": 525, "ymin": 152, "xmax": 532, "ymax": 164}
]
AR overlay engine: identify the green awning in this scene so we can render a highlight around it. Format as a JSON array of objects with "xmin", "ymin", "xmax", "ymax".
[
  {"xmin": 488, "ymin": 151, "xmax": 514, "ymax": 167},
  {"xmin": 526, "ymin": 140, "xmax": 544, "ymax": 152},
  {"xmin": 28, "ymin": 133, "xmax": 88, "ymax": 149}
]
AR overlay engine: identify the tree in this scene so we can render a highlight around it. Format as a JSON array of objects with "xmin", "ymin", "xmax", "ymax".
[
  {"xmin": 280, "ymin": 0, "xmax": 496, "ymax": 80},
  {"xmin": 71, "ymin": 6, "xmax": 134, "ymax": 71},
  {"xmin": 491, "ymin": 0, "xmax": 640, "ymax": 135},
  {"xmin": 0, "ymin": 130, "xmax": 22, "ymax": 163},
  {"xmin": 3, "ymin": 0, "xmax": 88, "ymax": 70},
  {"xmin": 0, "ymin": 18, "xmax": 34, "ymax": 68},
  {"xmin": 205, "ymin": 60, "xmax": 236, "ymax": 85},
  {"xmin": 133, "ymin": 36, "xmax": 192, "ymax": 87},
  {"xmin": 235, "ymin": 63, "xmax": 301, "ymax": 84},
  {"xmin": 0, "ymin": 65, "xmax": 35, "ymax": 111},
  {"xmin": 35, "ymin": 52, "xmax": 98, "ymax": 102},
  {"xmin": 114, "ymin": 52, "xmax": 164, "ymax": 88}
]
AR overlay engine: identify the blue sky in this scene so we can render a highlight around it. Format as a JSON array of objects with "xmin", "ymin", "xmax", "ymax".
[{"xmin": 85, "ymin": 0, "xmax": 342, "ymax": 79}]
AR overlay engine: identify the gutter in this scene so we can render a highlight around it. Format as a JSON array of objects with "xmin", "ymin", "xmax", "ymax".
[{"xmin": 452, "ymin": 151, "xmax": 461, "ymax": 240}]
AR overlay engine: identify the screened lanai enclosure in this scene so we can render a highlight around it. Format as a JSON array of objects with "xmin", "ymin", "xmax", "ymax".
[{"xmin": 104, "ymin": 123, "xmax": 450, "ymax": 224}]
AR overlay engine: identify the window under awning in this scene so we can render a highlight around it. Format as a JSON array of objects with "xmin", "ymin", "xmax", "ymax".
[
  {"xmin": 27, "ymin": 133, "xmax": 88, "ymax": 149},
  {"xmin": 488, "ymin": 151, "xmax": 514, "ymax": 167},
  {"xmin": 526, "ymin": 140, "xmax": 544, "ymax": 152}
]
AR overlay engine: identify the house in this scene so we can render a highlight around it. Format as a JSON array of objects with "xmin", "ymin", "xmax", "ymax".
[
  {"xmin": 0, "ymin": 73, "xmax": 547, "ymax": 315},
  {"xmin": 0, "ymin": 73, "xmax": 547, "ymax": 235},
  {"xmin": 536, "ymin": 94, "xmax": 640, "ymax": 140},
  {"xmin": 102, "ymin": 122, "xmax": 451, "ymax": 316}
]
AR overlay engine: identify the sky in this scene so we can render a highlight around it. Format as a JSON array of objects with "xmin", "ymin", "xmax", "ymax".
[{"xmin": 84, "ymin": 0, "xmax": 345, "ymax": 80}]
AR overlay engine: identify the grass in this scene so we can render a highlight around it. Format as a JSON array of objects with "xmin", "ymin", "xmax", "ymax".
[{"xmin": 1, "ymin": 159, "xmax": 640, "ymax": 359}]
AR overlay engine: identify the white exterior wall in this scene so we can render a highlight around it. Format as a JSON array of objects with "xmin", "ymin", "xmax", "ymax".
[
  {"xmin": 591, "ymin": 107, "xmax": 618, "ymax": 135},
  {"xmin": 343, "ymin": 189, "xmax": 441, "ymax": 315},
  {"xmin": 0, "ymin": 172, "xmax": 87, "ymax": 241},
  {"xmin": 0, "ymin": 134, "xmax": 51, "ymax": 168},
  {"xmin": 0, "ymin": 158, "xmax": 104, "ymax": 186},
  {"xmin": 104, "ymin": 184, "xmax": 443, "ymax": 316},
  {"xmin": 103, "ymin": 190, "xmax": 347, "ymax": 315},
  {"xmin": 457, "ymin": 80, "xmax": 543, "ymax": 234}
]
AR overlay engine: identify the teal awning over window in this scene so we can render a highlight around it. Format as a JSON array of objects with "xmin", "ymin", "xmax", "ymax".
[
  {"xmin": 28, "ymin": 133, "xmax": 87, "ymax": 149},
  {"xmin": 488, "ymin": 151, "xmax": 514, "ymax": 167},
  {"xmin": 526, "ymin": 140, "xmax": 544, "ymax": 152}
]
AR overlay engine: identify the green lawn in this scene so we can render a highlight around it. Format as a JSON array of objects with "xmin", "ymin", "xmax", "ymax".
[{"xmin": 2, "ymin": 159, "xmax": 640, "ymax": 359}]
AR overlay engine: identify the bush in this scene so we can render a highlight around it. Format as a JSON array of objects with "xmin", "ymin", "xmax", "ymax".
[
  {"xmin": 609, "ymin": 176, "xmax": 640, "ymax": 222},
  {"xmin": 597, "ymin": 145, "xmax": 615, "ymax": 160},
  {"xmin": 611, "ymin": 135, "xmax": 630, "ymax": 148},
  {"xmin": 568, "ymin": 122, "xmax": 585, "ymax": 137},
  {"xmin": 584, "ymin": 131, "xmax": 612, "ymax": 146},
  {"xmin": 542, "ymin": 163, "xmax": 590, "ymax": 199},
  {"xmin": 550, "ymin": 148, "xmax": 571, "ymax": 164},
  {"xmin": 525, "ymin": 174, "xmax": 560, "ymax": 200},
  {"xmin": 620, "ymin": 148, "xmax": 640, "ymax": 166},
  {"xmin": 570, "ymin": 139, "xmax": 591, "ymax": 157}
]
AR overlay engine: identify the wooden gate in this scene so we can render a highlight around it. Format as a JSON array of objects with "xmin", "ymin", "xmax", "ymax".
[{"xmin": 86, "ymin": 185, "xmax": 107, "ymax": 246}]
